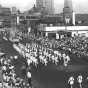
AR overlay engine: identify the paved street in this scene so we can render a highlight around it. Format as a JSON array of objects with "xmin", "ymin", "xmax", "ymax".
[{"xmin": 0, "ymin": 39, "xmax": 19, "ymax": 56}]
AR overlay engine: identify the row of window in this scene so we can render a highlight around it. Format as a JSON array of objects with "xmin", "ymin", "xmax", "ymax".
[{"xmin": 20, "ymin": 16, "xmax": 39, "ymax": 19}]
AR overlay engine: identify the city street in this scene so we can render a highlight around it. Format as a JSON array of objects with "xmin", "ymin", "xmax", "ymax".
[
  {"xmin": 0, "ymin": 0, "xmax": 88, "ymax": 88},
  {"xmin": 0, "ymin": 38, "xmax": 88, "ymax": 88}
]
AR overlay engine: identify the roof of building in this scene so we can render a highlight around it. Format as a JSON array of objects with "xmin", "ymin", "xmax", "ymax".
[{"xmin": 75, "ymin": 14, "xmax": 88, "ymax": 26}]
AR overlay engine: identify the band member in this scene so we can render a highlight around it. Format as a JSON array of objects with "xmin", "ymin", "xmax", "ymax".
[
  {"xmin": 63, "ymin": 54, "xmax": 70, "ymax": 67},
  {"xmin": 68, "ymin": 76, "xmax": 74, "ymax": 88},
  {"xmin": 77, "ymin": 75, "xmax": 83, "ymax": 88}
]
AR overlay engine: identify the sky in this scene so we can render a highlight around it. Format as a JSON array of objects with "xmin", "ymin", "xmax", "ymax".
[{"xmin": 0, "ymin": 0, "xmax": 88, "ymax": 13}]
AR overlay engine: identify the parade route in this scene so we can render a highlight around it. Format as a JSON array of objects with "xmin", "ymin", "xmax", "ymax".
[{"xmin": 0, "ymin": 39, "xmax": 88, "ymax": 88}]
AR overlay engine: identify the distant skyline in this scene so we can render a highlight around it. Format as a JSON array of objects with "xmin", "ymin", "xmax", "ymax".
[{"xmin": 0, "ymin": 0, "xmax": 88, "ymax": 13}]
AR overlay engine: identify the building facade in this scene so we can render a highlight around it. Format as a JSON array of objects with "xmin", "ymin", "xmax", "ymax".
[
  {"xmin": 63, "ymin": 0, "xmax": 73, "ymax": 25},
  {"xmin": 0, "ymin": 6, "xmax": 11, "ymax": 28},
  {"xmin": 36, "ymin": 0, "xmax": 54, "ymax": 15}
]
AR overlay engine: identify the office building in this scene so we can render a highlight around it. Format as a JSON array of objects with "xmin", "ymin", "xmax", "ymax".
[
  {"xmin": 63, "ymin": 0, "xmax": 73, "ymax": 25},
  {"xmin": 0, "ymin": 5, "xmax": 11, "ymax": 28},
  {"xmin": 36, "ymin": 0, "xmax": 54, "ymax": 15}
]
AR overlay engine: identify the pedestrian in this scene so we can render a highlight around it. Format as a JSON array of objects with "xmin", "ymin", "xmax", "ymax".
[{"xmin": 26, "ymin": 70, "xmax": 32, "ymax": 87}]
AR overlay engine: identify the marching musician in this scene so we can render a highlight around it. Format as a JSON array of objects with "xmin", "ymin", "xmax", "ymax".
[
  {"xmin": 68, "ymin": 76, "xmax": 75, "ymax": 88},
  {"xmin": 77, "ymin": 74, "xmax": 83, "ymax": 88},
  {"xmin": 63, "ymin": 54, "xmax": 70, "ymax": 67}
]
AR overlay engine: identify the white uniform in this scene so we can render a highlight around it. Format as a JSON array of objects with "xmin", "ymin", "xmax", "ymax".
[
  {"xmin": 4, "ymin": 61, "xmax": 7, "ymax": 65},
  {"xmin": 3, "ymin": 74, "xmax": 6, "ymax": 81},
  {"xmin": 9, "ymin": 66, "xmax": 14, "ymax": 70},
  {"xmin": 14, "ymin": 56, "xmax": 18, "ymax": 59},
  {"xmin": 2, "ymin": 66, "xmax": 6, "ymax": 71},
  {"xmin": 52, "ymin": 55, "xmax": 55, "ymax": 63},
  {"xmin": 27, "ymin": 59, "xmax": 32, "ymax": 66},
  {"xmin": 68, "ymin": 76, "xmax": 74, "ymax": 85},
  {"xmin": 27, "ymin": 72, "xmax": 31, "ymax": 78},
  {"xmin": 77, "ymin": 75, "xmax": 83, "ymax": 84},
  {"xmin": 63, "ymin": 55, "xmax": 70, "ymax": 67}
]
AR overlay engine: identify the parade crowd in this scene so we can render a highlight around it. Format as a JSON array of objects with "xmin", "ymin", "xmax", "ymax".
[
  {"xmin": 1, "ymin": 31, "xmax": 88, "ymax": 88},
  {"xmin": 38, "ymin": 36, "xmax": 88, "ymax": 57},
  {"xmin": 0, "ymin": 55, "xmax": 31, "ymax": 88},
  {"xmin": 25, "ymin": 42, "xmax": 70, "ymax": 67},
  {"xmin": 20, "ymin": 33, "xmax": 88, "ymax": 67},
  {"xmin": 20, "ymin": 34, "xmax": 88, "ymax": 88}
]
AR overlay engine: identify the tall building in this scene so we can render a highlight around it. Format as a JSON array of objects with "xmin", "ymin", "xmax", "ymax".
[
  {"xmin": 64, "ymin": 0, "xmax": 73, "ymax": 12},
  {"xmin": 0, "ymin": 5, "xmax": 11, "ymax": 28},
  {"xmin": 63, "ymin": 0, "xmax": 73, "ymax": 25},
  {"xmin": 36, "ymin": 0, "xmax": 54, "ymax": 15},
  {"xmin": 11, "ymin": 7, "xmax": 18, "ymax": 14}
]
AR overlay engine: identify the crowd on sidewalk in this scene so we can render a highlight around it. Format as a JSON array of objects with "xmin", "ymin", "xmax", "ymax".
[
  {"xmin": 0, "ymin": 54, "xmax": 31, "ymax": 88},
  {"xmin": 1, "ymin": 31, "xmax": 88, "ymax": 88}
]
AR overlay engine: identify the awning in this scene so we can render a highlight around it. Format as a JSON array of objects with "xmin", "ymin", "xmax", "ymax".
[{"xmin": 0, "ymin": 52, "xmax": 5, "ymax": 57}]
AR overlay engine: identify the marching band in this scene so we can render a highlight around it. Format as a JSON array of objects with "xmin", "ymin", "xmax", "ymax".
[{"xmin": 18, "ymin": 42, "xmax": 71, "ymax": 67}]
